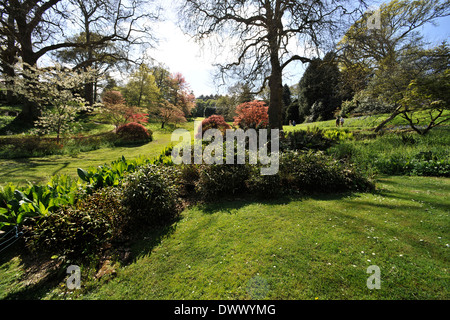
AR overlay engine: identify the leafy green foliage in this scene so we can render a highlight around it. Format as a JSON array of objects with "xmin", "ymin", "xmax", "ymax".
[
  {"xmin": 0, "ymin": 154, "xmax": 158, "ymax": 231},
  {"xmin": 0, "ymin": 137, "xmax": 64, "ymax": 159},
  {"xmin": 328, "ymin": 129, "xmax": 450, "ymax": 177},
  {"xmin": 298, "ymin": 52, "xmax": 341, "ymax": 122},
  {"xmin": 26, "ymin": 187, "xmax": 126, "ymax": 259},
  {"xmin": 374, "ymin": 157, "xmax": 450, "ymax": 177},
  {"xmin": 0, "ymin": 175, "xmax": 79, "ymax": 231},
  {"xmin": 121, "ymin": 165, "xmax": 182, "ymax": 227},
  {"xmin": 195, "ymin": 164, "xmax": 250, "ymax": 200},
  {"xmin": 279, "ymin": 150, "xmax": 374, "ymax": 193},
  {"xmin": 281, "ymin": 127, "xmax": 353, "ymax": 152},
  {"xmin": 7, "ymin": 63, "xmax": 95, "ymax": 143},
  {"xmin": 246, "ymin": 166, "xmax": 281, "ymax": 199}
]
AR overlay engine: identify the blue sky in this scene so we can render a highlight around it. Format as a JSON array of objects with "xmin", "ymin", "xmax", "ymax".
[{"xmin": 147, "ymin": 1, "xmax": 450, "ymax": 97}]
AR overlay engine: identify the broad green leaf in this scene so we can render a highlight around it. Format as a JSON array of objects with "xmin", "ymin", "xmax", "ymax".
[{"xmin": 77, "ymin": 168, "xmax": 90, "ymax": 182}]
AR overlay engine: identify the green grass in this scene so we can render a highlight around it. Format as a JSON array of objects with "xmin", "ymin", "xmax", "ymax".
[
  {"xmin": 82, "ymin": 176, "xmax": 450, "ymax": 300},
  {"xmin": 283, "ymin": 110, "xmax": 450, "ymax": 132},
  {"xmin": 327, "ymin": 127, "xmax": 450, "ymax": 176},
  {"xmin": 0, "ymin": 114, "xmax": 449, "ymax": 300},
  {"xmin": 0, "ymin": 121, "xmax": 196, "ymax": 186},
  {"xmin": 2, "ymin": 175, "xmax": 447, "ymax": 300},
  {"xmin": 0, "ymin": 114, "xmax": 450, "ymax": 300}
]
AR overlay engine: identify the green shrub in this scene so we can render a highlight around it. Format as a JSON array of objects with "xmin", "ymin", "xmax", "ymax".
[
  {"xmin": 121, "ymin": 165, "xmax": 181, "ymax": 227},
  {"xmin": 26, "ymin": 187, "xmax": 125, "ymax": 259},
  {"xmin": 374, "ymin": 157, "xmax": 450, "ymax": 177},
  {"xmin": 0, "ymin": 175, "xmax": 79, "ymax": 231},
  {"xmin": 279, "ymin": 150, "xmax": 374, "ymax": 194},
  {"xmin": 246, "ymin": 166, "xmax": 281, "ymax": 199},
  {"xmin": 281, "ymin": 127, "xmax": 335, "ymax": 151},
  {"xmin": 0, "ymin": 136, "xmax": 63, "ymax": 158},
  {"xmin": 178, "ymin": 164, "xmax": 200, "ymax": 196},
  {"xmin": 196, "ymin": 164, "xmax": 250, "ymax": 200}
]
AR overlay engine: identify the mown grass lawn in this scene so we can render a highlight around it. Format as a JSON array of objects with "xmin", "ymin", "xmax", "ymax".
[
  {"xmin": 0, "ymin": 121, "xmax": 195, "ymax": 187},
  {"xmin": 21, "ymin": 175, "xmax": 445, "ymax": 300},
  {"xmin": 283, "ymin": 110, "xmax": 450, "ymax": 132}
]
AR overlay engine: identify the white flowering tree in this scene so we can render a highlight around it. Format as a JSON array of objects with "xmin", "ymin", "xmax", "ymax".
[{"xmin": 7, "ymin": 62, "xmax": 97, "ymax": 143}]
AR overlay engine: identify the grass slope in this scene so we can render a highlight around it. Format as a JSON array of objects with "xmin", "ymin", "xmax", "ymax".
[
  {"xmin": 21, "ymin": 175, "xmax": 445, "ymax": 300},
  {"xmin": 0, "ymin": 122, "xmax": 194, "ymax": 186}
]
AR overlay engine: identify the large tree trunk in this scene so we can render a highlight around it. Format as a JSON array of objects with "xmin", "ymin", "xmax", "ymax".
[
  {"xmin": 268, "ymin": 66, "xmax": 284, "ymax": 130},
  {"xmin": 84, "ymin": 21, "xmax": 95, "ymax": 107},
  {"xmin": 266, "ymin": 1, "xmax": 284, "ymax": 131},
  {"xmin": 12, "ymin": 38, "xmax": 41, "ymax": 126},
  {"xmin": 267, "ymin": 24, "xmax": 283, "ymax": 131},
  {"xmin": 2, "ymin": 14, "xmax": 18, "ymax": 104}
]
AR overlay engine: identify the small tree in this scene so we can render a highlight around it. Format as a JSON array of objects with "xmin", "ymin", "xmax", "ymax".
[
  {"xmin": 367, "ymin": 43, "xmax": 450, "ymax": 134},
  {"xmin": 123, "ymin": 64, "xmax": 161, "ymax": 110},
  {"xmin": 8, "ymin": 62, "xmax": 96, "ymax": 143},
  {"xmin": 159, "ymin": 101, "xmax": 186, "ymax": 129},
  {"xmin": 233, "ymin": 100, "xmax": 269, "ymax": 130},
  {"xmin": 100, "ymin": 90, "xmax": 144, "ymax": 129},
  {"xmin": 399, "ymin": 70, "xmax": 450, "ymax": 135}
]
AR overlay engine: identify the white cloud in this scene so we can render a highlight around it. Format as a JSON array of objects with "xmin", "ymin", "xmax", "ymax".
[{"xmin": 147, "ymin": 19, "xmax": 218, "ymax": 96}]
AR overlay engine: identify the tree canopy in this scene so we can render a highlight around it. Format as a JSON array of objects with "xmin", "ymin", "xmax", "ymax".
[{"xmin": 179, "ymin": 0, "xmax": 363, "ymax": 129}]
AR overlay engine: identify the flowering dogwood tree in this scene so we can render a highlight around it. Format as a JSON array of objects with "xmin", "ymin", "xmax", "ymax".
[{"xmin": 7, "ymin": 61, "xmax": 96, "ymax": 143}]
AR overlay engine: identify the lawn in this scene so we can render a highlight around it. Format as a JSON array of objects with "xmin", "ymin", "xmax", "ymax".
[
  {"xmin": 0, "ymin": 114, "xmax": 448, "ymax": 301},
  {"xmin": 0, "ymin": 121, "xmax": 196, "ymax": 186},
  {"xmin": 283, "ymin": 110, "xmax": 450, "ymax": 132},
  {"xmin": 1, "ymin": 175, "xmax": 447, "ymax": 300},
  {"xmin": 76, "ymin": 176, "xmax": 450, "ymax": 300}
]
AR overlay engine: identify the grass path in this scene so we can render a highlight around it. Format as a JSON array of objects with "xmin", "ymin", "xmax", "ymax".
[{"xmin": 30, "ymin": 175, "xmax": 447, "ymax": 300}]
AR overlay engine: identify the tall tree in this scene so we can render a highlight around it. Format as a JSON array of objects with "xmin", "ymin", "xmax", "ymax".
[
  {"xmin": 54, "ymin": 32, "xmax": 127, "ymax": 105},
  {"xmin": 298, "ymin": 52, "xmax": 341, "ymax": 122},
  {"xmin": 337, "ymin": 0, "xmax": 450, "ymax": 130},
  {"xmin": 228, "ymin": 82, "xmax": 255, "ymax": 104},
  {"xmin": 122, "ymin": 63, "xmax": 160, "ymax": 110},
  {"xmin": 0, "ymin": 0, "xmax": 159, "ymax": 123},
  {"xmin": 282, "ymin": 84, "xmax": 291, "ymax": 123},
  {"xmin": 180, "ymin": 0, "xmax": 362, "ymax": 129}
]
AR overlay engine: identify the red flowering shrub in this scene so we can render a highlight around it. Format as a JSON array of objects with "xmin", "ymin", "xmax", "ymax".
[
  {"xmin": 197, "ymin": 115, "xmax": 231, "ymax": 138},
  {"xmin": 116, "ymin": 122, "xmax": 152, "ymax": 142},
  {"xmin": 233, "ymin": 100, "xmax": 269, "ymax": 129}
]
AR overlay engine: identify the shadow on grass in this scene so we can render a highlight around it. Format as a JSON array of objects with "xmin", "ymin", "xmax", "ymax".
[
  {"xmin": 123, "ymin": 216, "xmax": 182, "ymax": 265},
  {"xmin": 375, "ymin": 176, "xmax": 450, "ymax": 211},
  {"xmin": 113, "ymin": 140, "xmax": 152, "ymax": 148},
  {"xmin": 0, "ymin": 239, "xmax": 66, "ymax": 300},
  {"xmin": 195, "ymin": 191, "xmax": 355, "ymax": 216},
  {"xmin": 0, "ymin": 216, "xmax": 182, "ymax": 300}
]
